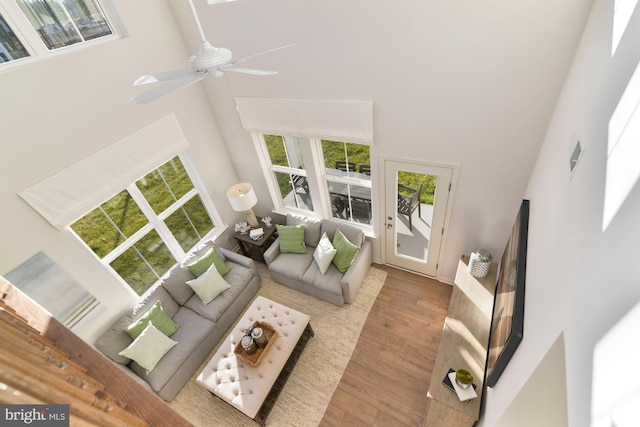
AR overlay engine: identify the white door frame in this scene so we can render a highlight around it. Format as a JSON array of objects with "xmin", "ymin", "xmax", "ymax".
[{"xmin": 379, "ymin": 157, "xmax": 458, "ymax": 279}]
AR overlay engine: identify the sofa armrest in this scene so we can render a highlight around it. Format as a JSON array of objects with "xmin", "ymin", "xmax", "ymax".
[
  {"xmin": 263, "ymin": 238, "xmax": 281, "ymax": 266},
  {"xmin": 340, "ymin": 240, "xmax": 373, "ymax": 304},
  {"xmin": 219, "ymin": 247, "xmax": 258, "ymax": 276}
]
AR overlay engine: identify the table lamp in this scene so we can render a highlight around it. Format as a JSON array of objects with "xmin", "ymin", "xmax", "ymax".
[{"xmin": 227, "ymin": 183, "xmax": 259, "ymax": 228}]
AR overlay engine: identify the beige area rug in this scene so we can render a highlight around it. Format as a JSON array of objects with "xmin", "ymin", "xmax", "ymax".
[{"xmin": 169, "ymin": 264, "xmax": 387, "ymax": 427}]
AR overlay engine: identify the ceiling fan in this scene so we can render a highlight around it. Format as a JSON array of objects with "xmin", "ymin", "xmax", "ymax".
[{"xmin": 131, "ymin": 0, "xmax": 295, "ymax": 104}]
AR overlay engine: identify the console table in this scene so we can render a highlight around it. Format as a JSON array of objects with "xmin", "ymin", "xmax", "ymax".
[{"xmin": 424, "ymin": 255, "xmax": 497, "ymax": 427}]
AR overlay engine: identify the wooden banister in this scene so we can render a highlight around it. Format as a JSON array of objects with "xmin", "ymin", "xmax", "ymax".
[{"xmin": 0, "ymin": 276, "xmax": 192, "ymax": 427}]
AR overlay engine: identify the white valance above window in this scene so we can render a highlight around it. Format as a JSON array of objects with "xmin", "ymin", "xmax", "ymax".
[
  {"xmin": 234, "ymin": 97, "xmax": 374, "ymax": 145},
  {"xmin": 19, "ymin": 113, "xmax": 190, "ymax": 230}
]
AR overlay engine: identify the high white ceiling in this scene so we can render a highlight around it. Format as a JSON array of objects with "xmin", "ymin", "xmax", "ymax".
[{"xmin": 169, "ymin": 0, "xmax": 595, "ymax": 117}]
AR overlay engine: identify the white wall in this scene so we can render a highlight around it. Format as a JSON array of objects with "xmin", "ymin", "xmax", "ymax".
[
  {"xmin": 0, "ymin": 3, "xmax": 607, "ymax": 419},
  {"xmin": 171, "ymin": 0, "xmax": 593, "ymax": 280},
  {"xmin": 495, "ymin": 334, "xmax": 568, "ymax": 427},
  {"xmin": 480, "ymin": 0, "xmax": 640, "ymax": 425},
  {"xmin": 0, "ymin": 0, "xmax": 241, "ymax": 342}
]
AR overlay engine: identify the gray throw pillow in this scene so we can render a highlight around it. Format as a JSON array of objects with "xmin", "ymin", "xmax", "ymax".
[{"xmin": 287, "ymin": 213, "xmax": 322, "ymax": 247}]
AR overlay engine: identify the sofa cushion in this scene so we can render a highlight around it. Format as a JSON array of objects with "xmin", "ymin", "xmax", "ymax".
[
  {"xmin": 95, "ymin": 285, "xmax": 179, "ymax": 365},
  {"xmin": 276, "ymin": 224, "xmax": 307, "ymax": 253},
  {"xmin": 286, "ymin": 213, "xmax": 322, "ymax": 247},
  {"xmin": 160, "ymin": 264, "xmax": 196, "ymax": 306},
  {"xmin": 125, "ymin": 300, "xmax": 180, "ymax": 339},
  {"xmin": 320, "ymin": 220, "xmax": 365, "ymax": 248},
  {"xmin": 179, "ymin": 240, "xmax": 217, "ymax": 267},
  {"xmin": 95, "ymin": 314, "xmax": 135, "ymax": 365},
  {"xmin": 313, "ymin": 232, "xmax": 337, "ymax": 275},
  {"xmin": 186, "ymin": 264, "xmax": 231, "ymax": 304},
  {"xmin": 130, "ymin": 307, "xmax": 215, "ymax": 391},
  {"xmin": 118, "ymin": 322, "xmax": 177, "ymax": 374},
  {"xmin": 141, "ymin": 284, "xmax": 180, "ymax": 318},
  {"xmin": 268, "ymin": 248, "xmax": 315, "ymax": 280},
  {"xmin": 302, "ymin": 258, "xmax": 344, "ymax": 296},
  {"xmin": 187, "ymin": 246, "xmax": 231, "ymax": 277},
  {"xmin": 183, "ymin": 262, "xmax": 254, "ymax": 323},
  {"xmin": 332, "ymin": 229, "xmax": 361, "ymax": 273}
]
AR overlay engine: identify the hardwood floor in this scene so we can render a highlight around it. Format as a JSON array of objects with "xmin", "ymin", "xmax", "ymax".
[{"xmin": 320, "ymin": 264, "xmax": 452, "ymax": 427}]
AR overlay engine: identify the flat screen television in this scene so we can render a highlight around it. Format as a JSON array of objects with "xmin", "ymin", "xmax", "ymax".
[{"xmin": 485, "ymin": 199, "xmax": 530, "ymax": 388}]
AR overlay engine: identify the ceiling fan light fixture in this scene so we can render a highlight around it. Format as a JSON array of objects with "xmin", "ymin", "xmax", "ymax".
[
  {"xmin": 131, "ymin": 0, "xmax": 296, "ymax": 104},
  {"xmin": 188, "ymin": 41, "xmax": 232, "ymax": 71}
]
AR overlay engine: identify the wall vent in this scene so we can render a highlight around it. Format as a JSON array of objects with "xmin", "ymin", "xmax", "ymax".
[{"xmin": 570, "ymin": 139, "xmax": 583, "ymax": 177}]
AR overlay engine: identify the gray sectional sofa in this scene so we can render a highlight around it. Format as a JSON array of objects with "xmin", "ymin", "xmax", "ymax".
[
  {"xmin": 264, "ymin": 214, "xmax": 372, "ymax": 306},
  {"xmin": 95, "ymin": 241, "xmax": 260, "ymax": 401}
]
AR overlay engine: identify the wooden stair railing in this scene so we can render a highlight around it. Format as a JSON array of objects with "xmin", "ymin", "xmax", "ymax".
[{"xmin": 0, "ymin": 276, "xmax": 192, "ymax": 427}]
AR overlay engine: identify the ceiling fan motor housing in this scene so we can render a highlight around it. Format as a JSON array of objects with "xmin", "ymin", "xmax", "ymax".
[{"xmin": 189, "ymin": 41, "xmax": 232, "ymax": 72}]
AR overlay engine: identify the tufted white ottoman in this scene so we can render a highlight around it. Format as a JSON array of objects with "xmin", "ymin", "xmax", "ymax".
[{"xmin": 196, "ymin": 296, "xmax": 313, "ymax": 426}]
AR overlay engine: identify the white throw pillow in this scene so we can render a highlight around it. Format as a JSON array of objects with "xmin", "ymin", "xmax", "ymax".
[
  {"xmin": 118, "ymin": 322, "xmax": 177, "ymax": 373},
  {"xmin": 314, "ymin": 232, "xmax": 337, "ymax": 275},
  {"xmin": 186, "ymin": 264, "xmax": 231, "ymax": 304}
]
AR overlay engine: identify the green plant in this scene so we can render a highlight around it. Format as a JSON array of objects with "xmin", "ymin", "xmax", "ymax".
[{"xmin": 456, "ymin": 369, "xmax": 474, "ymax": 385}]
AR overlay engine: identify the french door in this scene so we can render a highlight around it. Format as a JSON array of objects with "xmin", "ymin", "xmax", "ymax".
[{"xmin": 384, "ymin": 160, "xmax": 453, "ymax": 276}]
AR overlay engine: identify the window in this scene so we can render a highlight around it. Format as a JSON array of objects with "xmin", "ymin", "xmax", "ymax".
[
  {"xmin": 0, "ymin": 13, "xmax": 28, "ymax": 62},
  {"xmin": 0, "ymin": 0, "xmax": 116, "ymax": 66},
  {"xmin": 256, "ymin": 134, "xmax": 373, "ymax": 228},
  {"xmin": 263, "ymin": 134, "xmax": 314, "ymax": 211},
  {"xmin": 70, "ymin": 156, "xmax": 218, "ymax": 296},
  {"xmin": 321, "ymin": 140, "xmax": 372, "ymax": 224}
]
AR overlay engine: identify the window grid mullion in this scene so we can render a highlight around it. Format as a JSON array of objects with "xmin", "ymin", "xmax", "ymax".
[
  {"xmin": 126, "ymin": 183, "xmax": 186, "ymax": 261},
  {"xmin": 100, "ymin": 222, "xmax": 153, "ymax": 264},
  {"xmin": 157, "ymin": 189, "xmax": 198, "ymax": 221},
  {"xmin": 178, "ymin": 152, "xmax": 224, "ymax": 231}
]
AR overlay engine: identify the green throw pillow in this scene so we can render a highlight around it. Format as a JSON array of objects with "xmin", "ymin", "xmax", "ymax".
[
  {"xmin": 125, "ymin": 301, "xmax": 179, "ymax": 340},
  {"xmin": 186, "ymin": 264, "xmax": 231, "ymax": 304},
  {"xmin": 276, "ymin": 224, "xmax": 307, "ymax": 253},
  {"xmin": 332, "ymin": 229, "xmax": 360, "ymax": 273},
  {"xmin": 118, "ymin": 322, "xmax": 177, "ymax": 374},
  {"xmin": 187, "ymin": 246, "xmax": 231, "ymax": 277}
]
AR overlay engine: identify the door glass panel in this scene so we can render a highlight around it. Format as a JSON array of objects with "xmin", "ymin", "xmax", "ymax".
[{"xmin": 395, "ymin": 171, "xmax": 437, "ymax": 262}]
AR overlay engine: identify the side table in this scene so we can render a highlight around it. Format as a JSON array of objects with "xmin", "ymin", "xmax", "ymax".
[{"xmin": 233, "ymin": 224, "xmax": 277, "ymax": 263}]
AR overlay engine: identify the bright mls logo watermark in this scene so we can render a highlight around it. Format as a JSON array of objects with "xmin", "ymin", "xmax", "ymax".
[{"xmin": 1, "ymin": 405, "xmax": 69, "ymax": 426}]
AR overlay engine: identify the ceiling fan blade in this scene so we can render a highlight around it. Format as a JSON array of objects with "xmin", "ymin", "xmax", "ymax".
[
  {"xmin": 229, "ymin": 43, "xmax": 297, "ymax": 66},
  {"xmin": 132, "ymin": 72, "xmax": 206, "ymax": 104},
  {"xmin": 133, "ymin": 69, "xmax": 194, "ymax": 86},
  {"xmin": 222, "ymin": 67, "xmax": 278, "ymax": 76}
]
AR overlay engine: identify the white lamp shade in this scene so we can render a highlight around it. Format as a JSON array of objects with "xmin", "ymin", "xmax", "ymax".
[{"xmin": 227, "ymin": 183, "xmax": 258, "ymax": 212}]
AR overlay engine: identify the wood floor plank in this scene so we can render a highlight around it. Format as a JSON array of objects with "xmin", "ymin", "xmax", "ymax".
[{"xmin": 320, "ymin": 264, "xmax": 452, "ymax": 427}]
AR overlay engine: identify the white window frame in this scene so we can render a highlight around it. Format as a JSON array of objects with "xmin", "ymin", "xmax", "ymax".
[
  {"xmin": 253, "ymin": 133, "xmax": 374, "ymax": 233},
  {"xmin": 0, "ymin": 0, "xmax": 120, "ymax": 70},
  {"xmin": 253, "ymin": 133, "xmax": 316, "ymax": 216},
  {"xmin": 69, "ymin": 152, "xmax": 224, "ymax": 298}
]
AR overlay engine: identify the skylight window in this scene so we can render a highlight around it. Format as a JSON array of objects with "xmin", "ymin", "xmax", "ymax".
[
  {"xmin": 612, "ymin": 0, "xmax": 639, "ymax": 55},
  {"xmin": 603, "ymin": 60, "xmax": 640, "ymax": 229}
]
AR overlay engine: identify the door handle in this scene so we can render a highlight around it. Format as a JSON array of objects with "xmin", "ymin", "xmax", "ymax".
[{"xmin": 387, "ymin": 223, "xmax": 393, "ymax": 229}]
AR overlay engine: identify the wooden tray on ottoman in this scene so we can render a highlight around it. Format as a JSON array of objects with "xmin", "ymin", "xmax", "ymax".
[{"xmin": 234, "ymin": 321, "xmax": 279, "ymax": 367}]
